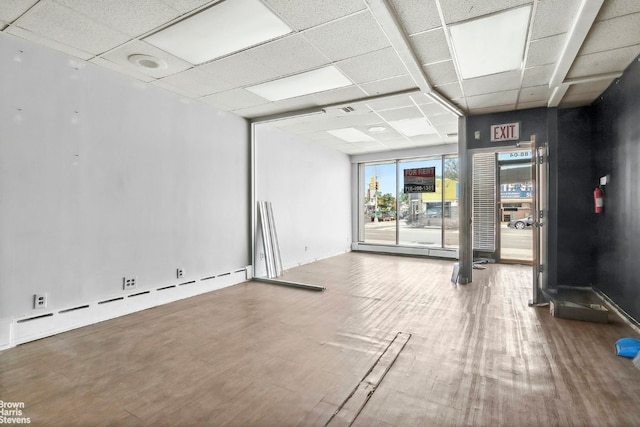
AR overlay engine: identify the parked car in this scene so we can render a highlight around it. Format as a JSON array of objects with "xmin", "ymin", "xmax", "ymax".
[{"xmin": 507, "ymin": 216, "xmax": 533, "ymax": 229}]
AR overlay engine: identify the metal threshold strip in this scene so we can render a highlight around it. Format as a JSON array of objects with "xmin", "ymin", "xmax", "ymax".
[{"xmin": 325, "ymin": 331, "xmax": 412, "ymax": 426}]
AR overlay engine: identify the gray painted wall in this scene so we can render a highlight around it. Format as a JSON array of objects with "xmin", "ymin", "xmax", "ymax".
[
  {"xmin": 254, "ymin": 125, "xmax": 352, "ymax": 277},
  {"xmin": 0, "ymin": 33, "xmax": 250, "ymax": 320},
  {"xmin": 590, "ymin": 55, "xmax": 640, "ymax": 321},
  {"xmin": 556, "ymin": 107, "xmax": 595, "ymax": 286}
]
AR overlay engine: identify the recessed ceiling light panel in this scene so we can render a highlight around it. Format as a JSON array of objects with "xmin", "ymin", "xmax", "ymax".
[
  {"xmin": 144, "ymin": 0, "xmax": 292, "ymax": 64},
  {"xmin": 327, "ymin": 128, "xmax": 375, "ymax": 142},
  {"xmin": 450, "ymin": 6, "xmax": 532, "ymax": 79},
  {"xmin": 246, "ymin": 66, "xmax": 353, "ymax": 101}
]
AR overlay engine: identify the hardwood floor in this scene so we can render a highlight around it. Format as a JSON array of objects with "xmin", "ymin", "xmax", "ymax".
[{"xmin": 1, "ymin": 252, "xmax": 639, "ymax": 426}]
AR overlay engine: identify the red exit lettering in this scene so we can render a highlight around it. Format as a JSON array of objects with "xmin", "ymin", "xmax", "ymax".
[{"xmin": 490, "ymin": 123, "xmax": 520, "ymax": 142}]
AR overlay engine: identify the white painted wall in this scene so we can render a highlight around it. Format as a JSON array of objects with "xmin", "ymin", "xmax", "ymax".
[
  {"xmin": 0, "ymin": 33, "xmax": 250, "ymax": 345},
  {"xmin": 254, "ymin": 125, "xmax": 351, "ymax": 276}
]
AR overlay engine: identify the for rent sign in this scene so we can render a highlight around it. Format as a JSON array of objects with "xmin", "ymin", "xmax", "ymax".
[{"xmin": 403, "ymin": 167, "xmax": 435, "ymax": 193}]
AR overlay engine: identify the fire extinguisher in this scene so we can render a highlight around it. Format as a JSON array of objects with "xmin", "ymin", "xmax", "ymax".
[{"xmin": 594, "ymin": 187, "xmax": 604, "ymax": 213}]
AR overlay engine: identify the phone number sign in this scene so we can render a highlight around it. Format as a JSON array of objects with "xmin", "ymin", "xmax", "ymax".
[{"xmin": 403, "ymin": 167, "xmax": 435, "ymax": 193}]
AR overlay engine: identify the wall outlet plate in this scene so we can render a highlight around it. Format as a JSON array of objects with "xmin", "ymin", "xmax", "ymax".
[
  {"xmin": 177, "ymin": 268, "xmax": 184, "ymax": 279},
  {"xmin": 34, "ymin": 293, "xmax": 47, "ymax": 309},
  {"xmin": 123, "ymin": 276, "xmax": 137, "ymax": 290}
]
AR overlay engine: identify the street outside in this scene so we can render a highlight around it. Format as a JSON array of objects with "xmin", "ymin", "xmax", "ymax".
[{"xmin": 364, "ymin": 221, "xmax": 532, "ymax": 261}]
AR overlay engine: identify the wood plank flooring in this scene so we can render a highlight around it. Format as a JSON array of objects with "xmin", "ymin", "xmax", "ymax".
[{"xmin": 1, "ymin": 252, "xmax": 640, "ymax": 426}]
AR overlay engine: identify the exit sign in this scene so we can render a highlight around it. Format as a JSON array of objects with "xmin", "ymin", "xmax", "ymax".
[{"xmin": 490, "ymin": 122, "xmax": 520, "ymax": 142}]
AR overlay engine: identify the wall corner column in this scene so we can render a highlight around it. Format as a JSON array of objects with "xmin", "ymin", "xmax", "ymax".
[{"xmin": 458, "ymin": 116, "xmax": 473, "ymax": 284}]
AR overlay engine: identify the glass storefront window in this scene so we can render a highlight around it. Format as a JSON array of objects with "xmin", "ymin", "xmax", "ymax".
[
  {"xmin": 360, "ymin": 155, "xmax": 459, "ymax": 250},
  {"xmin": 398, "ymin": 158, "xmax": 442, "ymax": 248},
  {"xmin": 363, "ymin": 162, "xmax": 397, "ymax": 245}
]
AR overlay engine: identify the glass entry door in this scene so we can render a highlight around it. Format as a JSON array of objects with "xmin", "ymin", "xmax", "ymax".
[
  {"xmin": 497, "ymin": 153, "xmax": 533, "ymax": 263},
  {"xmin": 532, "ymin": 144, "xmax": 549, "ymax": 304}
]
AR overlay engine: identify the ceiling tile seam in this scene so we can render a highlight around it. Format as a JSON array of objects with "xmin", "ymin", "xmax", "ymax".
[
  {"xmin": 192, "ymin": 62, "xmax": 361, "ymax": 101},
  {"xmin": 549, "ymin": 0, "xmax": 605, "ymax": 88},
  {"xmin": 295, "ymin": 8, "xmax": 372, "ymax": 34},
  {"xmin": 366, "ymin": 104, "xmax": 413, "ymax": 145},
  {"xmin": 595, "ymin": 9, "xmax": 640, "ymax": 23},
  {"xmin": 11, "ymin": 1, "xmax": 133, "ymax": 59},
  {"xmin": 3, "ymin": 0, "xmax": 41, "ymax": 28},
  {"xmin": 514, "ymin": 0, "xmax": 539, "ymax": 107},
  {"xmin": 577, "ymin": 42, "xmax": 640, "ymax": 59},
  {"xmin": 409, "ymin": 95, "xmax": 446, "ymax": 141},
  {"xmin": 433, "ymin": 0, "xmax": 467, "ymax": 112},
  {"xmin": 365, "ymin": 0, "xmax": 465, "ymax": 117},
  {"xmin": 363, "ymin": 0, "xmax": 433, "ymax": 93}
]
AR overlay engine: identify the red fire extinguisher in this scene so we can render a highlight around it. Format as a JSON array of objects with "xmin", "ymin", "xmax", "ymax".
[{"xmin": 594, "ymin": 187, "xmax": 604, "ymax": 213}]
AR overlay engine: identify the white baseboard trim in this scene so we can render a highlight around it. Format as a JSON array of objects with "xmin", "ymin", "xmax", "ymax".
[{"xmin": 0, "ymin": 267, "xmax": 249, "ymax": 352}]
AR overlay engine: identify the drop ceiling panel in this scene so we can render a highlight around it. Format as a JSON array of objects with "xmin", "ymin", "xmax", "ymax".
[
  {"xmin": 99, "ymin": 40, "xmax": 192, "ymax": 79},
  {"xmin": 466, "ymin": 90, "xmax": 518, "ymax": 109},
  {"xmin": 410, "ymin": 93, "xmax": 435, "ymax": 105},
  {"xmin": 359, "ymin": 75, "xmax": 417, "ymax": 97},
  {"xmin": 530, "ymin": 0, "xmax": 581, "ymax": 40},
  {"xmin": 428, "ymin": 113, "xmax": 458, "ymax": 126},
  {"xmin": 364, "ymin": 94, "xmax": 415, "ymax": 111},
  {"xmin": 388, "ymin": 0, "xmax": 441, "ymax": 35},
  {"xmin": 336, "ymin": 47, "xmax": 406, "ymax": 84},
  {"xmin": 336, "ymin": 113, "xmax": 387, "ymax": 128},
  {"xmin": 12, "ymin": 1, "xmax": 130, "ymax": 55},
  {"xmin": 439, "ymin": 0, "xmax": 533, "ymax": 24},
  {"xmin": 311, "ymin": 85, "xmax": 368, "ymax": 106},
  {"xmin": 5, "ymin": 26, "xmax": 94, "ymax": 60},
  {"xmin": 160, "ymin": 0, "xmax": 212, "ymax": 14},
  {"xmin": 526, "ymin": 33, "xmax": 566, "ymax": 67},
  {"xmin": 565, "ymin": 79, "xmax": 615, "ymax": 96},
  {"xmin": 302, "ymin": 11, "xmax": 391, "ymax": 62},
  {"xmin": 418, "ymin": 102, "xmax": 450, "ymax": 117},
  {"xmin": 579, "ymin": 13, "xmax": 640, "ymax": 55},
  {"xmin": 559, "ymin": 90, "xmax": 602, "ymax": 108},
  {"xmin": 89, "ymin": 57, "xmax": 156, "ymax": 82},
  {"xmin": 596, "ymin": 0, "xmax": 640, "ymax": 21},
  {"xmin": 471, "ymin": 103, "xmax": 518, "ymax": 115},
  {"xmin": 264, "ymin": 0, "xmax": 366, "ymax": 31},
  {"xmin": 435, "ymin": 82, "xmax": 463, "ymax": 100},
  {"xmin": 55, "ymin": 0, "xmax": 182, "ymax": 38},
  {"xmin": 423, "ymin": 60, "xmax": 458, "ymax": 86},
  {"xmin": 198, "ymin": 52, "xmax": 282, "ymax": 89},
  {"xmin": 232, "ymin": 103, "xmax": 287, "ymax": 118},
  {"xmin": 522, "ymin": 64, "xmax": 554, "ymax": 87},
  {"xmin": 153, "ymin": 67, "xmax": 235, "ymax": 97},
  {"xmin": 568, "ymin": 45, "xmax": 640, "ymax": 79},
  {"xmin": 432, "ymin": 121, "xmax": 458, "ymax": 135},
  {"xmin": 517, "ymin": 99, "xmax": 548, "ymax": 110},
  {"xmin": 410, "ymin": 28, "xmax": 451, "ymax": 65},
  {"xmin": 518, "ymin": 85, "xmax": 551, "ymax": 102},
  {"xmin": 201, "ymin": 88, "xmax": 269, "ymax": 110},
  {"xmin": 462, "ymin": 70, "xmax": 522, "ymax": 97},
  {"xmin": 377, "ymin": 106, "xmax": 423, "ymax": 122},
  {"xmin": 1, "ymin": 0, "xmax": 39, "ymax": 22},
  {"xmin": 245, "ymin": 34, "xmax": 329, "ymax": 76}
]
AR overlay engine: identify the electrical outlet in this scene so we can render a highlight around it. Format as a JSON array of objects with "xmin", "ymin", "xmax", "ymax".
[
  {"xmin": 177, "ymin": 268, "xmax": 184, "ymax": 279},
  {"xmin": 33, "ymin": 293, "xmax": 47, "ymax": 309},
  {"xmin": 123, "ymin": 276, "xmax": 137, "ymax": 290}
]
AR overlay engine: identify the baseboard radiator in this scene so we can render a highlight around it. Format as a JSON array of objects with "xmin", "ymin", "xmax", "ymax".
[{"xmin": 0, "ymin": 267, "xmax": 249, "ymax": 351}]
